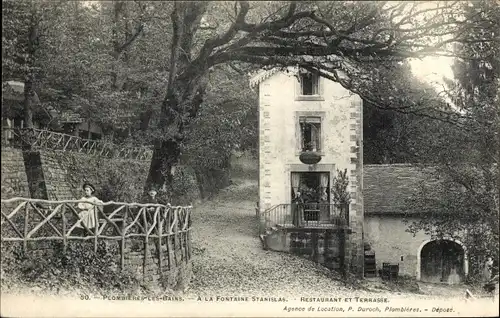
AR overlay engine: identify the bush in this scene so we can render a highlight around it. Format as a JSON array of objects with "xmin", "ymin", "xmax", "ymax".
[
  {"xmin": 170, "ymin": 166, "xmax": 200, "ymax": 205},
  {"xmin": 1, "ymin": 241, "xmax": 141, "ymax": 292},
  {"xmin": 52, "ymin": 152, "xmax": 148, "ymax": 203},
  {"xmin": 97, "ymin": 169, "xmax": 142, "ymax": 203}
]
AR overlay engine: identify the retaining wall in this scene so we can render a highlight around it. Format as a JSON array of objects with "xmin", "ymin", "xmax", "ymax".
[{"xmin": 1, "ymin": 148, "xmax": 30, "ymax": 199}]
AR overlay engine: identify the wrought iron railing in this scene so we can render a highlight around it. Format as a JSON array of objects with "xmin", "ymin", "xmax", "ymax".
[
  {"xmin": 1, "ymin": 127, "xmax": 153, "ymax": 160},
  {"xmin": 258, "ymin": 203, "xmax": 349, "ymax": 235},
  {"xmin": 1, "ymin": 197, "xmax": 192, "ymax": 269}
]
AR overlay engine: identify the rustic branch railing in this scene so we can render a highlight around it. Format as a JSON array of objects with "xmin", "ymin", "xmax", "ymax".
[
  {"xmin": 1, "ymin": 198, "xmax": 192, "ymax": 270},
  {"xmin": 259, "ymin": 203, "xmax": 349, "ymax": 235},
  {"xmin": 1, "ymin": 127, "xmax": 153, "ymax": 160}
]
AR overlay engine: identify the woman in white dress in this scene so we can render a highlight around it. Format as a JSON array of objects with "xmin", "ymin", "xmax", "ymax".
[{"xmin": 76, "ymin": 183, "xmax": 103, "ymax": 235}]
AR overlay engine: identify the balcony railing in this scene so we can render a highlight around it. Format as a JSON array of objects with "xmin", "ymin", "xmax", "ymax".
[
  {"xmin": 258, "ymin": 203, "xmax": 349, "ymax": 235},
  {"xmin": 1, "ymin": 127, "xmax": 153, "ymax": 160}
]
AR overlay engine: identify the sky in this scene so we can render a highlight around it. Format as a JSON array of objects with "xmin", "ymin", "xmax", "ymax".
[{"xmin": 410, "ymin": 56, "xmax": 455, "ymax": 89}]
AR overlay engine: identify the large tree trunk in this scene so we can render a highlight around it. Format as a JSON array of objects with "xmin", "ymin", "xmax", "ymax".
[
  {"xmin": 23, "ymin": 78, "xmax": 34, "ymax": 129},
  {"xmin": 139, "ymin": 105, "xmax": 153, "ymax": 131},
  {"xmin": 144, "ymin": 75, "xmax": 206, "ymax": 194},
  {"xmin": 23, "ymin": 12, "xmax": 40, "ymax": 129},
  {"xmin": 145, "ymin": 139, "xmax": 181, "ymax": 192},
  {"xmin": 144, "ymin": 2, "xmax": 208, "ymax": 196}
]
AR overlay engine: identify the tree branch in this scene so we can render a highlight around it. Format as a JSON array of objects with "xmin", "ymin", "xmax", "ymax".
[
  {"xmin": 117, "ymin": 24, "xmax": 144, "ymax": 55},
  {"xmin": 197, "ymin": 1, "xmax": 250, "ymax": 59}
]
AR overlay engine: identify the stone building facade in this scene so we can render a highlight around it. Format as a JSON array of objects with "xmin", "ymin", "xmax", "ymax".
[
  {"xmin": 251, "ymin": 68, "xmax": 364, "ymax": 276},
  {"xmin": 251, "ymin": 68, "xmax": 468, "ymax": 283},
  {"xmin": 364, "ymin": 164, "xmax": 469, "ymax": 283}
]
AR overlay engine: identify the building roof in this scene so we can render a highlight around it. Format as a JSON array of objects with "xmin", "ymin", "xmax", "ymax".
[
  {"xmin": 249, "ymin": 64, "xmax": 347, "ymax": 89},
  {"xmin": 2, "ymin": 81, "xmax": 40, "ymax": 104},
  {"xmin": 364, "ymin": 164, "xmax": 437, "ymax": 215},
  {"xmin": 2, "ymin": 81, "xmax": 87, "ymax": 124},
  {"xmin": 249, "ymin": 68, "xmax": 282, "ymax": 89},
  {"xmin": 59, "ymin": 110, "xmax": 84, "ymax": 123}
]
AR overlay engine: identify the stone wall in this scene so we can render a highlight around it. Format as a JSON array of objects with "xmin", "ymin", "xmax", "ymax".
[
  {"xmin": 289, "ymin": 230, "xmax": 342, "ymax": 270},
  {"xmin": 264, "ymin": 228, "xmax": 344, "ymax": 271},
  {"xmin": 1, "ymin": 148, "xmax": 30, "ymax": 199},
  {"xmin": 23, "ymin": 150, "xmax": 151, "ymax": 201},
  {"xmin": 364, "ymin": 215, "xmax": 428, "ymax": 277}
]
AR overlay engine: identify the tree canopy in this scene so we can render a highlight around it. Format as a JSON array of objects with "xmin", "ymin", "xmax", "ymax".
[
  {"xmin": 3, "ymin": 1, "xmax": 498, "ymax": 195},
  {"xmin": 403, "ymin": 0, "xmax": 499, "ymax": 280}
]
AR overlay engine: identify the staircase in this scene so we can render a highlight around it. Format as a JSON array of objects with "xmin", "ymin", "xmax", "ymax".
[{"xmin": 262, "ymin": 225, "xmax": 289, "ymax": 252}]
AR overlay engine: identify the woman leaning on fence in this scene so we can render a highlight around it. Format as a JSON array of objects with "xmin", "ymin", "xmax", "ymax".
[{"xmin": 75, "ymin": 183, "xmax": 103, "ymax": 235}]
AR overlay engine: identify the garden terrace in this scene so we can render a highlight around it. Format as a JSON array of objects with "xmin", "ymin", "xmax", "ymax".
[
  {"xmin": 1, "ymin": 127, "xmax": 153, "ymax": 161},
  {"xmin": 1, "ymin": 197, "xmax": 193, "ymax": 289}
]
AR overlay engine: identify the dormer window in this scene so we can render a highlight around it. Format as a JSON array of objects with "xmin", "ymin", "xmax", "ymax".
[{"xmin": 300, "ymin": 72, "xmax": 319, "ymax": 96}]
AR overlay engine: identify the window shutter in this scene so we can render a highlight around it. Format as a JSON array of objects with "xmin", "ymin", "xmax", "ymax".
[{"xmin": 313, "ymin": 75, "xmax": 319, "ymax": 95}]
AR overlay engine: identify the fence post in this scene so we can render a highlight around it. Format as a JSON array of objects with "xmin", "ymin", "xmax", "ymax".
[
  {"xmin": 94, "ymin": 205, "xmax": 98, "ymax": 253},
  {"xmin": 120, "ymin": 206, "xmax": 128, "ymax": 271},
  {"xmin": 62, "ymin": 204, "xmax": 67, "ymax": 253},
  {"xmin": 185, "ymin": 208, "xmax": 191, "ymax": 263},
  {"xmin": 142, "ymin": 207, "xmax": 148, "ymax": 283},
  {"xmin": 166, "ymin": 208, "xmax": 174, "ymax": 271},
  {"xmin": 158, "ymin": 206, "xmax": 164, "ymax": 281},
  {"xmin": 23, "ymin": 202, "xmax": 30, "ymax": 253}
]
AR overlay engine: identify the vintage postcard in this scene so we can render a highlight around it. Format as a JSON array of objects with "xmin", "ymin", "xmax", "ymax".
[{"xmin": 1, "ymin": 0, "xmax": 499, "ymax": 317}]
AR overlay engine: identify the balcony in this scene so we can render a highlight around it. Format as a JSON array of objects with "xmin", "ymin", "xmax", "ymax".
[{"xmin": 258, "ymin": 203, "xmax": 350, "ymax": 235}]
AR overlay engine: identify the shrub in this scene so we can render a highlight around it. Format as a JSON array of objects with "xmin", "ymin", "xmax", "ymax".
[
  {"xmin": 52, "ymin": 152, "xmax": 148, "ymax": 203},
  {"xmin": 170, "ymin": 166, "xmax": 199, "ymax": 205},
  {"xmin": 1, "ymin": 241, "xmax": 141, "ymax": 292}
]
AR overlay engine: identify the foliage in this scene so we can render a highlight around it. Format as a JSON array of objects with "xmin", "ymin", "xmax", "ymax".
[
  {"xmin": 142, "ymin": 0, "xmax": 484, "ymax": 191},
  {"xmin": 3, "ymin": 1, "xmax": 497, "ymax": 195},
  {"xmin": 403, "ymin": 0, "xmax": 500, "ymax": 283},
  {"xmin": 1, "ymin": 241, "xmax": 140, "ymax": 292},
  {"xmin": 363, "ymin": 61, "xmax": 450, "ymax": 164},
  {"xmin": 169, "ymin": 166, "xmax": 200, "ymax": 205},
  {"xmin": 52, "ymin": 152, "xmax": 148, "ymax": 203},
  {"xmin": 97, "ymin": 169, "xmax": 136, "ymax": 203},
  {"xmin": 331, "ymin": 169, "xmax": 351, "ymax": 206},
  {"xmin": 182, "ymin": 66, "xmax": 258, "ymax": 170},
  {"xmin": 178, "ymin": 66, "xmax": 258, "ymax": 197}
]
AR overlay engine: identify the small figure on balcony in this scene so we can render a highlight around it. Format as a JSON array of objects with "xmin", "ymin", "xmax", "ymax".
[
  {"xmin": 292, "ymin": 191, "xmax": 304, "ymax": 227},
  {"xmin": 76, "ymin": 183, "xmax": 102, "ymax": 235}
]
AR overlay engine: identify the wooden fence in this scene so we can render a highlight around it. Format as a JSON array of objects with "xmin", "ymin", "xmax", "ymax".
[
  {"xmin": 1, "ymin": 197, "xmax": 192, "ymax": 272},
  {"xmin": 2, "ymin": 127, "xmax": 153, "ymax": 160}
]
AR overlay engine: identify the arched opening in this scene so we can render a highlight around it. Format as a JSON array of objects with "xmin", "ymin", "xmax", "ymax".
[{"xmin": 420, "ymin": 239, "xmax": 466, "ymax": 284}]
